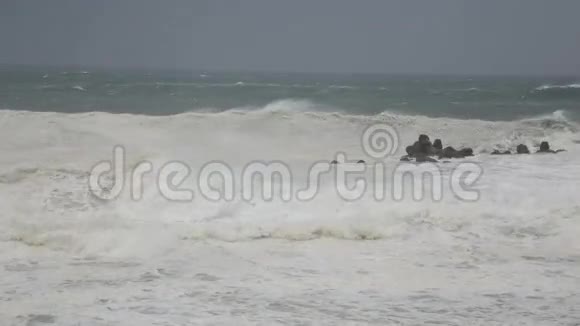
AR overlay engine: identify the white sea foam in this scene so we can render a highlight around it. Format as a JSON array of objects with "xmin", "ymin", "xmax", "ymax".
[
  {"xmin": 328, "ymin": 85, "xmax": 358, "ymax": 90},
  {"xmin": 1, "ymin": 103, "xmax": 578, "ymax": 247},
  {"xmin": 535, "ymin": 83, "xmax": 580, "ymax": 91},
  {"xmin": 1, "ymin": 104, "xmax": 579, "ymax": 324}
]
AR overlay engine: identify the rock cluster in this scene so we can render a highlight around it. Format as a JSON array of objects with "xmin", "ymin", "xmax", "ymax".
[
  {"xmin": 491, "ymin": 141, "xmax": 566, "ymax": 155},
  {"xmin": 330, "ymin": 138, "xmax": 567, "ymax": 165},
  {"xmin": 400, "ymin": 134, "xmax": 474, "ymax": 163}
]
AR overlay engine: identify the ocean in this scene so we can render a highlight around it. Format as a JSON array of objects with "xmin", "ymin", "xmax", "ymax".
[
  {"xmin": 1, "ymin": 65, "xmax": 580, "ymax": 325},
  {"xmin": 2, "ymin": 65, "xmax": 580, "ymax": 121}
]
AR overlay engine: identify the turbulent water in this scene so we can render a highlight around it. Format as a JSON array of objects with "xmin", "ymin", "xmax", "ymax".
[
  {"xmin": 1, "ymin": 65, "xmax": 580, "ymax": 325},
  {"xmin": 2, "ymin": 64, "xmax": 580, "ymax": 120}
]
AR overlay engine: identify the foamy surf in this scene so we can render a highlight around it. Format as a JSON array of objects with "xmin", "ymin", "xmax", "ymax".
[
  {"xmin": 1, "ymin": 100, "xmax": 579, "ymax": 325},
  {"xmin": 535, "ymin": 83, "xmax": 580, "ymax": 91},
  {"xmin": 1, "ymin": 105, "xmax": 579, "ymax": 248}
]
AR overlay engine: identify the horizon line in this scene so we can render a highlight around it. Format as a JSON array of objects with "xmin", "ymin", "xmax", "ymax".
[{"xmin": 1, "ymin": 62, "xmax": 578, "ymax": 79}]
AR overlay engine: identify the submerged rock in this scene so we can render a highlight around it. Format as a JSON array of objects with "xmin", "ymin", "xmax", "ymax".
[
  {"xmin": 536, "ymin": 141, "xmax": 565, "ymax": 153},
  {"xmin": 439, "ymin": 146, "xmax": 457, "ymax": 158},
  {"xmin": 459, "ymin": 148, "xmax": 474, "ymax": 157},
  {"xmin": 539, "ymin": 141, "xmax": 551, "ymax": 152},
  {"xmin": 416, "ymin": 154, "xmax": 438, "ymax": 163},
  {"xmin": 516, "ymin": 144, "xmax": 530, "ymax": 154},
  {"xmin": 438, "ymin": 146, "xmax": 472, "ymax": 159},
  {"xmin": 491, "ymin": 150, "xmax": 511, "ymax": 155}
]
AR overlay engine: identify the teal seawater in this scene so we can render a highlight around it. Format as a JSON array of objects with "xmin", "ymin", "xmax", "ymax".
[{"xmin": 1, "ymin": 64, "xmax": 579, "ymax": 121}]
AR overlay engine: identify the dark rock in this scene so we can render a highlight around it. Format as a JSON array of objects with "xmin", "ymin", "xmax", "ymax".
[
  {"xmin": 438, "ymin": 146, "xmax": 474, "ymax": 159},
  {"xmin": 536, "ymin": 141, "xmax": 564, "ymax": 154},
  {"xmin": 439, "ymin": 146, "xmax": 457, "ymax": 159},
  {"xmin": 410, "ymin": 141, "xmax": 421, "ymax": 156},
  {"xmin": 330, "ymin": 160, "xmax": 338, "ymax": 164},
  {"xmin": 413, "ymin": 134, "xmax": 435, "ymax": 156},
  {"xmin": 405, "ymin": 134, "xmax": 464, "ymax": 158},
  {"xmin": 516, "ymin": 144, "xmax": 530, "ymax": 154},
  {"xmin": 409, "ymin": 137, "xmax": 432, "ymax": 156},
  {"xmin": 357, "ymin": 160, "xmax": 366, "ymax": 164},
  {"xmin": 400, "ymin": 155, "xmax": 411, "ymax": 162},
  {"xmin": 416, "ymin": 154, "xmax": 438, "ymax": 163},
  {"xmin": 459, "ymin": 148, "xmax": 474, "ymax": 157},
  {"xmin": 406, "ymin": 145, "xmax": 415, "ymax": 156},
  {"xmin": 491, "ymin": 150, "xmax": 511, "ymax": 155},
  {"xmin": 433, "ymin": 139, "xmax": 443, "ymax": 150},
  {"xmin": 539, "ymin": 141, "xmax": 550, "ymax": 152}
]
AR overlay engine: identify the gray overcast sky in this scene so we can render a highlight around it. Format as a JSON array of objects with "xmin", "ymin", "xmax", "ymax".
[{"xmin": 1, "ymin": 0, "xmax": 579, "ymax": 75}]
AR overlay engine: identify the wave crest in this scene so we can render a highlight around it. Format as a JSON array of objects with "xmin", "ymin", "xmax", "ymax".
[{"xmin": 535, "ymin": 83, "xmax": 580, "ymax": 91}]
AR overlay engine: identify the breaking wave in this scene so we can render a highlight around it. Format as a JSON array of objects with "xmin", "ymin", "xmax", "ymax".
[
  {"xmin": 1, "ymin": 101, "xmax": 579, "ymax": 256},
  {"xmin": 535, "ymin": 83, "xmax": 580, "ymax": 91},
  {"xmin": 531, "ymin": 83, "xmax": 580, "ymax": 99}
]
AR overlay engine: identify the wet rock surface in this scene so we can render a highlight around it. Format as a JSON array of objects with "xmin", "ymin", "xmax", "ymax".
[{"xmin": 401, "ymin": 135, "xmax": 474, "ymax": 162}]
